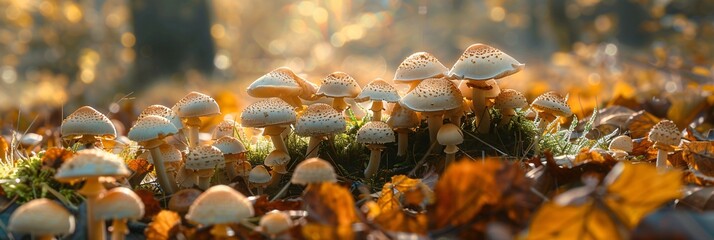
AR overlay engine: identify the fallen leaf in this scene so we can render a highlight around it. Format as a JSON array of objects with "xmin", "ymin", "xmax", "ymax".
[
  {"xmin": 373, "ymin": 209, "xmax": 428, "ymax": 234},
  {"xmin": 252, "ymin": 195, "xmax": 302, "ymax": 216},
  {"xmin": 40, "ymin": 147, "xmax": 73, "ymax": 170},
  {"xmin": 135, "ymin": 189, "xmax": 161, "ymax": 219},
  {"xmin": 676, "ymin": 187, "xmax": 714, "ymax": 211},
  {"xmin": 145, "ymin": 210, "xmax": 182, "ymax": 240},
  {"xmin": 682, "ymin": 141, "xmax": 714, "ymax": 176},
  {"xmin": 302, "ymin": 182, "xmax": 358, "ymax": 239},
  {"xmin": 625, "ymin": 111, "xmax": 659, "ymax": 139}
]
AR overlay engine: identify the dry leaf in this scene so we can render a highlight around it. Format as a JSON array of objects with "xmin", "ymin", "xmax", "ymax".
[
  {"xmin": 135, "ymin": 189, "xmax": 162, "ymax": 219},
  {"xmin": 145, "ymin": 210, "xmax": 181, "ymax": 240},
  {"xmin": 302, "ymin": 182, "xmax": 358, "ymax": 240},
  {"xmin": 527, "ymin": 201, "xmax": 623, "ymax": 240},
  {"xmin": 41, "ymin": 147, "xmax": 73, "ymax": 170},
  {"xmin": 302, "ymin": 223, "xmax": 354, "ymax": 240},
  {"xmin": 373, "ymin": 209, "xmax": 428, "ymax": 234},
  {"xmin": 252, "ymin": 195, "xmax": 302, "ymax": 216},
  {"xmin": 682, "ymin": 141, "xmax": 714, "ymax": 176},
  {"xmin": 625, "ymin": 111, "xmax": 660, "ymax": 139},
  {"xmin": 0, "ymin": 136, "xmax": 7, "ymax": 161},
  {"xmin": 666, "ymin": 89, "xmax": 708, "ymax": 130},
  {"xmin": 376, "ymin": 183, "xmax": 400, "ymax": 212},
  {"xmin": 677, "ymin": 187, "xmax": 714, "ymax": 211}
]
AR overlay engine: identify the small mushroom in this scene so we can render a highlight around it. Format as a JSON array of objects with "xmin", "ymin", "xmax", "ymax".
[
  {"xmin": 495, "ymin": 89, "xmax": 528, "ymax": 124},
  {"xmin": 186, "ymin": 185, "xmax": 254, "ymax": 238},
  {"xmin": 291, "ymin": 157, "xmax": 337, "ymax": 188},
  {"xmin": 648, "ymin": 120, "xmax": 681, "ymax": 169},
  {"xmin": 212, "ymin": 119, "xmax": 238, "ymax": 139},
  {"xmin": 94, "ymin": 187, "xmax": 145, "ymax": 240},
  {"xmin": 182, "ymin": 146, "xmax": 224, "ymax": 190},
  {"xmin": 247, "ymin": 67, "xmax": 312, "ymax": 110},
  {"xmin": 249, "ymin": 165, "xmax": 271, "ymax": 195},
  {"xmin": 400, "ymin": 78, "xmax": 463, "ymax": 145},
  {"xmin": 60, "ymin": 106, "xmax": 117, "ymax": 149},
  {"xmin": 259, "ymin": 210, "xmax": 293, "ymax": 238},
  {"xmin": 128, "ymin": 115, "xmax": 180, "ymax": 194},
  {"xmin": 173, "ymin": 92, "xmax": 221, "ymax": 148},
  {"xmin": 437, "ymin": 123, "xmax": 464, "ymax": 167},
  {"xmin": 393, "ymin": 52, "xmax": 449, "ymax": 91},
  {"xmin": 9, "ymin": 198, "xmax": 75, "ymax": 240},
  {"xmin": 139, "ymin": 143, "xmax": 183, "ymax": 186},
  {"xmin": 294, "ymin": 103, "xmax": 346, "ymax": 158},
  {"xmin": 168, "ymin": 188, "xmax": 202, "ymax": 215},
  {"xmin": 212, "ymin": 136, "xmax": 248, "ymax": 181},
  {"xmin": 387, "ymin": 104, "xmax": 420, "ymax": 157},
  {"xmin": 241, "ymin": 98, "xmax": 297, "ymax": 155},
  {"xmin": 264, "ymin": 150, "xmax": 291, "ymax": 188},
  {"xmin": 355, "ymin": 79, "xmax": 400, "ymax": 121},
  {"xmin": 609, "ymin": 135, "xmax": 633, "ymax": 153},
  {"xmin": 356, "ymin": 121, "xmax": 396, "ymax": 178},
  {"xmin": 316, "ymin": 72, "xmax": 362, "ymax": 113},
  {"xmin": 531, "ymin": 91, "xmax": 573, "ymax": 132}
]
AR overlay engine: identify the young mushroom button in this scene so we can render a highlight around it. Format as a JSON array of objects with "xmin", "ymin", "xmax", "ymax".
[
  {"xmin": 437, "ymin": 123, "xmax": 464, "ymax": 167},
  {"xmin": 316, "ymin": 72, "xmax": 362, "ymax": 113},
  {"xmin": 260, "ymin": 210, "xmax": 294, "ymax": 237},
  {"xmin": 212, "ymin": 136, "xmax": 248, "ymax": 181},
  {"xmin": 531, "ymin": 91, "xmax": 573, "ymax": 132},
  {"xmin": 249, "ymin": 165, "xmax": 272, "ymax": 195},
  {"xmin": 356, "ymin": 121, "xmax": 396, "ymax": 178},
  {"xmin": 355, "ymin": 79, "xmax": 401, "ymax": 121},
  {"xmin": 394, "ymin": 52, "xmax": 449, "ymax": 92},
  {"xmin": 183, "ymin": 146, "xmax": 224, "ymax": 190},
  {"xmin": 60, "ymin": 106, "xmax": 117, "ymax": 149},
  {"xmin": 173, "ymin": 91, "xmax": 221, "ymax": 148},
  {"xmin": 9, "ymin": 199, "xmax": 75, "ymax": 239},
  {"xmin": 291, "ymin": 157, "xmax": 337, "ymax": 187},
  {"xmin": 495, "ymin": 89, "xmax": 528, "ymax": 125},
  {"xmin": 387, "ymin": 104, "xmax": 420, "ymax": 157},
  {"xmin": 95, "ymin": 187, "xmax": 145, "ymax": 240},
  {"xmin": 648, "ymin": 120, "xmax": 681, "ymax": 169},
  {"xmin": 186, "ymin": 185, "xmax": 254, "ymax": 238},
  {"xmin": 295, "ymin": 103, "xmax": 346, "ymax": 159}
]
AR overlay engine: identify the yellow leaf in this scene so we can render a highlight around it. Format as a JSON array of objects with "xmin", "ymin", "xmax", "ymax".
[
  {"xmin": 376, "ymin": 183, "xmax": 401, "ymax": 212},
  {"xmin": 0, "ymin": 136, "xmax": 7, "ymax": 161},
  {"xmin": 666, "ymin": 89, "xmax": 708, "ymax": 130},
  {"xmin": 145, "ymin": 210, "xmax": 181, "ymax": 240},
  {"xmin": 391, "ymin": 175, "xmax": 422, "ymax": 192},
  {"xmin": 527, "ymin": 201, "xmax": 623, "ymax": 240},
  {"xmin": 373, "ymin": 209, "xmax": 428, "ymax": 234},
  {"xmin": 302, "ymin": 223, "xmax": 354, "ymax": 240},
  {"xmin": 682, "ymin": 141, "xmax": 714, "ymax": 176},
  {"xmin": 302, "ymin": 182, "xmax": 358, "ymax": 229}
]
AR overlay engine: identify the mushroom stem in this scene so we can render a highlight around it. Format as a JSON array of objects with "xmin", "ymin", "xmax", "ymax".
[
  {"xmin": 224, "ymin": 154, "xmax": 240, "ymax": 180},
  {"xmin": 197, "ymin": 169, "xmax": 215, "ymax": 190},
  {"xmin": 500, "ymin": 108, "xmax": 516, "ymax": 125},
  {"xmin": 364, "ymin": 144, "xmax": 384, "ymax": 178},
  {"xmin": 268, "ymin": 165, "xmax": 287, "ymax": 188},
  {"xmin": 656, "ymin": 148, "xmax": 668, "ymax": 169},
  {"xmin": 370, "ymin": 101, "xmax": 383, "ymax": 121},
  {"xmin": 146, "ymin": 140, "xmax": 177, "ymax": 194},
  {"xmin": 178, "ymin": 168, "xmax": 198, "ymax": 188},
  {"xmin": 444, "ymin": 145, "xmax": 458, "ymax": 167},
  {"xmin": 78, "ymin": 177, "xmax": 107, "ymax": 240},
  {"xmin": 425, "ymin": 112, "xmax": 443, "ymax": 146},
  {"xmin": 332, "ymin": 97, "xmax": 348, "ymax": 112},
  {"xmin": 185, "ymin": 117, "xmax": 202, "ymax": 148},
  {"xmin": 78, "ymin": 135, "xmax": 99, "ymax": 149},
  {"xmin": 281, "ymin": 96, "xmax": 304, "ymax": 110},
  {"xmin": 306, "ymin": 136, "xmax": 323, "ymax": 159},
  {"xmin": 396, "ymin": 129, "xmax": 409, "ymax": 157},
  {"xmin": 264, "ymin": 126, "xmax": 289, "ymax": 154},
  {"xmin": 447, "ymin": 110, "xmax": 463, "ymax": 127},
  {"xmin": 472, "ymin": 89, "xmax": 491, "ymax": 133},
  {"xmin": 110, "ymin": 219, "xmax": 129, "ymax": 240}
]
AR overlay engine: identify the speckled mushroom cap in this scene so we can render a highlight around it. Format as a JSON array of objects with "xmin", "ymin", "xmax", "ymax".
[
  {"xmin": 143, "ymin": 144, "xmax": 183, "ymax": 164},
  {"xmin": 212, "ymin": 119, "xmax": 238, "ymax": 139},
  {"xmin": 9, "ymin": 198, "xmax": 75, "ymax": 235},
  {"xmin": 55, "ymin": 149, "xmax": 130, "ymax": 181},
  {"xmin": 128, "ymin": 115, "xmax": 179, "ymax": 143},
  {"xmin": 609, "ymin": 135, "xmax": 633, "ymax": 153},
  {"xmin": 247, "ymin": 67, "xmax": 303, "ymax": 99},
  {"xmin": 95, "ymin": 187, "xmax": 144, "ymax": 220},
  {"xmin": 291, "ymin": 157, "xmax": 337, "ymax": 185},
  {"xmin": 648, "ymin": 120, "xmax": 681, "ymax": 146},
  {"xmin": 264, "ymin": 150, "xmax": 290, "ymax": 170},
  {"xmin": 356, "ymin": 121, "xmax": 396, "ymax": 144},
  {"xmin": 240, "ymin": 98, "xmax": 297, "ymax": 128},
  {"xmin": 212, "ymin": 136, "xmax": 247, "ymax": 154},
  {"xmin": 394, "ymin": 52, "xmax": 449, "ymax": 82},
  {"xmin": 355, "ymin": 79, "xmax": 400, "ymax": 103},
  {"xmin": 260, "ymin": 210, "xmax": 293, "ymax": 235},
  {"xmin": 437, "ymin": 123, "xmax": 464, "ymax": 147},
  {"xmin": 185, "ymin": 146, "xmax": 224, "ymax": 170},
  {"xmin": 316, "ymin": 72, "xmax": 362, "ymax": 98},
  {"xmin": 173, "ymin": 92, "xmax": 221, "ymax": 118},
  {"xmin": 294, "ymin": 103, "xmax": 346, "ymax": 137},
  {"xmin": 249, "ymin": 165, "xmax": 271, "ymax": 184},
  {"xmin": 531, "ymin": 91, "xmax": 572, "ymax": 117},
  {"xmin": 495, "ymin": 89, "xmax": 528, "ymax": 110},
  {"xmin": 61, "ymin": 106, "xmax": 117, "ymax": 139},
  {"xmin": 387, "ymin": 104, "xmax": 420, "ymax": 129},
  {"xmin": 296, "ymin": 76, "xmax": 321, "ymax": 101},
  {"xmin": 168, "ymin": 188, "xmax": 202, "ymax": 214},
  {"xmin": 185, "ymin": 185, "xmax": 254, "ymax": 226},
  {"xmin": 138, "ymin": 105, "xmax": 184, "ymax": 130},
  {"xmin": 400, "ymin": 78, "xmax": 463, "ymax": 113},
  {"xmin": 449, "ymin": 43, "xmax": 524, "ymax": 81}
]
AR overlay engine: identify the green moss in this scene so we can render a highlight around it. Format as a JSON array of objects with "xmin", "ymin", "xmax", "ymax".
[{"xmin": 0, "ymin": 153, "xmax": 83, "ymax": 204}]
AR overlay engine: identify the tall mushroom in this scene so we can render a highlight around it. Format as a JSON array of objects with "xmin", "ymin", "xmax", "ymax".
[
  {"xmin": 247, "ymin": 67, "xmax": 313, "ymax": 110},
  {"xmin": 186, "ymin": 185, "xmax": 255, "ymax": 238},
  {"xmin": 294, "ymin": 103, "xmax": 346, "ymax": 159},
  {"xmin": 393, "ymin": 52, "xmax": 449, "ymax": 91},
  {"xmin": 495, "ymin": 89, "xmax": 528, "ymax": 124},
  {"xmin": 264, "ymin": 150, "xmax": 291, "ymax": 187},
  {"xmin": 95, "ymin": 187, "xmax": 145, "ymax": 240},
  {"xmin": 241, "ymin": 98, "xmax": 297, "ymax": 154},
  {"xmin": 212, "ymin": 136, "xmax": 247, "ymax": 181},
  {"xmin": 647, "ymin": 120, "xmax": 681, "ymax": 169},
  {"xmin": 437, "ymin": 123, "xmax": 464, "ymax": 167},
  {"xmin": 387, "ymin": 104, "xmax": 420, "ymax": 157},
  {"xmin": 9, "ymin": 198, "xmax": 75, "ymax": 240},
  {"xmin": 316, "ymin": 72, "xmax": 362, "ymax": 113},
  {"xmin": 173, "ymin": 91, "xmax": 221, "ymax": 148},
  {"xmin": 249, "ymin": 165, "xmax": 271, "ymax": 195},
  {"xmin": 449, "ymin": 44, "xmax": 524, "ymax": 133},
  {"xmin": 60, "ymin": 106, "xmax": 117, "ymax": 149},
  {"xmin": 55, "ymin": 149, "xmax": 130, "ymax": 240},
  {"xmin": 128, "ymin": 115, "xmax": 179, "ymax": 194},
  {"xmin": 356, "ymin": 78, "xmax": 401, "ymax": 121},
  {"xmin": 356, "ymin": 121, "xmax": 396, "ymax": 178},
  {"xmin": 291, "ymin": 157, "xmax": 337, "ymax": 188},
  {"xmin": 531, "ymin": 91, "xmax": 573, "ymax": 132},
  {"xmin": 140, "ymin": 143, "xmax": 183, "ymax": 183},
  {"xmin": 183, "ymin": 146, "xmax": 223, "ymax": 190},
  {"xmin": 400, "ymin": 78, "xmax": 463, "ymax": 145}
]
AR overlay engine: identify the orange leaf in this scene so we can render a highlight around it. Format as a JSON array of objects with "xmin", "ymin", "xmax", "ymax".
[
  {"xmin": 145, "ymin": 210, "xmax": 181, "ymax": 240},
  {"xmin": 373, "ymin": 209, "xmax": 428, "ymax": 234},
  {"xmin": 302, "ymin": 182, "xmax": 358, "ymax": 227},
  {"xmin": 625, "ymin": 111, "xmax": 659, "ymax": 139}
]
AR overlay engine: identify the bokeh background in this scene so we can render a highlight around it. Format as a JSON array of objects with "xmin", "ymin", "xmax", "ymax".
[{"xmin": 0, "ymin": 0, "xmax": 713, "ymax": 132}]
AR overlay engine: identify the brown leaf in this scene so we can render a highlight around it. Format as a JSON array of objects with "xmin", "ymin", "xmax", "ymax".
[
  {"xmin": 625, "ymin": 111, "xmax": 660, "ymax": 139},
  {"xmin": 145, "ymin": 210, "xmax": 181, "ymax": 240},
  {"xmin": 128, "ymin": 158, "xmax": 153, "ymax": 175},
  {"xmin": 135, "ymin": 189, "xmax": 161, "ymax": 219},
  {"xmin": 677, "ymin": 187, "xmax": 714, "ymax": 211},
  {"xmin": 682, "ymin": 141, "xmax": 714, "ymax": 176},
  {"xmin": 373, "ymin": 209, "xmax": 428, "ymax": 234},
  {"xmin": 252, "ymin": 195, "xmax": 302, "ymax": 216},
  {"xmin": 41, "ymin": 147, "xmax": 73, "ymax": 170},
  {"xmin": 302, "ymin": 182, "xmax": 358, "ymax": 231},
  {"xmin": 666, "ymin": 90, "xmax": 708, "ymax": 130}
]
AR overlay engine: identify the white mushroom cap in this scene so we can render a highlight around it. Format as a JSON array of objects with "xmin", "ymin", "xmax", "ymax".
[
  {"xmin": 387, "ymin": 104, "xmax": 420, "ymax": 129},
  {"xmin": 61, "ymin": 106, "xmax": 117, "ymax": 139},
  {"xmin": 449, "ymin": 43, "xmax": 524, "ymax": 80},
  {"xmin": 355, "ymin": 79, "xmax": 400, "ymax": 103},
  {"xmin": 94, "ymin": 187, "xmax": 145, "ymax": 220},
  {"xmin": 291, "ymin": 157, "xmax": 337, "ymax": 185},
  {"xmin": 296, "ymin": 76, "xmax": 321, "ymax": 101},
  {"xmin": 495, "ymin": 89, "xmax": 528, "ymax": 110},
  {"xmin": 55, "ymin": 149, "xmax": 130, "ymax": 181},
  {"xmin": 185, "ymin": 185, "xmax": 254, "ymax": 226},
  {"xmin": 173, "ymin": 91, "xmax": 221, "ymax": 118},
  {"xmin": 249, "ymin": 165, "xmax": 271, "ymax": 184},
  {"xmin": 356, "ymin": 121, "xmax": 396, "ymax": 144},
  {"xmin": 316, "ymin": 72, "xmax": 362, "ymax": 98},
  {"xmin": 212, "ymin": 136, "xmax": 247, "ymax": 154},
  {"xmin": 240, "ymin": 98, "xmax": 297, "ymax": 128},
  {"xmin": 437, "ymin": 123, "xmax": 464, "ymax": 152},
  {"xmin": 247, "ymin": 67, "xmax": 303, "ymax": 99},
  {"xmin": 394, "ymin": 52, "xmax": 449, "ymax": 82},
  {"xmin": 648, "ymin": 120, "xmax": 681, "ymax": 146},
  {"xmin": 294, "ymin": 103, "xmax": 346, "ymax": 137},
  {"xmin": 20, "ymin": 133, "xmax": 43, "ymax": 146},
  {"xmin": 259, "ymin": 210, "xmax": 293, "ymax": 235},
  {"xmin": 185, "ymin": 146, "xmax": 224, "ymax": 170},
  {"xmin": 531, "ymin": 91, "xmax": 572, "ymax": 117},
  {"xmin": 264, "ymin": 150, "xmax": 290, "ymax": 170},
  {"xmin": 142, "ymin": 144, "xmax": 183, "ymax": 164},
  {"xmin": 9, "ymin": 199, "xmax": 75, "ymax": 236},
  {"xmin": 128, "ymin": 115, "xmax": 179, "ymax": 143},
  {"xmin": 138, "ymin": 105, "xmax": 184, "ymax": 130},
  {"xmin": 400, "ymin": 78, "xmax": 463, "ymax": 113},
  {"xmin": 608, "ymin": 135, "xmax": 633, "ymax": 153},
  {"xmin": 212, "ymin": 119, "xmax": 238, "ymax": 139}
]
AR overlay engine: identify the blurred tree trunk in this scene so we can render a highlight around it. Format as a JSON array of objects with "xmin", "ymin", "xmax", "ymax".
[
  {"xmin": 547, "ymin": 0, "xmax": 577, "ymax": 51},
  {"xmin": 128, "ymin": 0, "xmax": 215, "ymax": 90},
  {"xmin": 616, "ymin": 0, "xmax": 651, "ymax": 47}
]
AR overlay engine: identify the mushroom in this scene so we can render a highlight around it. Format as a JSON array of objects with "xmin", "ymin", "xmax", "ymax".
[
  {"xmin": 387, "ymin": 104, "xmax": 420, "ymax": 157},
  {"xmin": 212, "ymin": 119, "xmax": 238, "ymax": 139},
  {"xmin": 249, "ymin": 165, "xmax": 271, "ymax": 195},
  {"xmin": 241, "ymin": 98, "xmax": 297, "ymax": 154},
  {"xmin": 291, "ymin": 157, "xmax": 337, "ymax": 188},
  {"xmin": 356, "ymin": 121, "xmax": 396, "ymax": 178},
  {"xmin": 55, "ymin": 149, "xmax": 130, "ymax": 240},
  {"xmin": 182, "ymin": 146, "xmax": 224, "ymax": 190},
  {"xmin": 495, "ymin": 89, "xmax": 528, "ymax": 125},
  {"xmin": 212, "ymin": 136, "xmax": 247, "ymax": 181},
  {"xmin": 60, "ymin": 106, "xmax": 117, "ymax": 149},
  {"xmin": 139, "ymin": 143, "xmax": 183, "ymax": 187},
  {"xmin": 19, "ymin": 133, "xmax": 43, "ymax": 150},
  {"xmin": 393, "ymin": 52, "xmax": 449, "ymax": 91},
  {"xmin": 294, "ymin": 103, "xmax": 346, "ymax": 158},
  {"xmin": 316, "ymin": 72, "xmax": 362, "ymax": 112},
  {"xmin": 172, "ymin": 91, "xmax": 221, "ymax": 148},
  {"xmin": 457, "ymin": 79, "xmax": 500, "ymax": 131},
  {"xmin": 186, "ymin": 185, "xmax": 254, "ymax": 238},
  {"xmin": 235, "ymin": 160, "xmax": 253, "ymax": 182},
  {"xmin": 437, "ymin": 123, "xmax": 464, "ymax": 167},
  {"xmin": 138, "ymin": 105, "xmax": 184, "ymax": 132},
  {"xmin": 128, "ymin": 115, "xmax": 180, "ymax": 194},
  {"xmin": 264, "ymin": 150, "xmax": 291, "ymax": 188},
  {"xmin": 94, "ymin": 187, "xmax": 145, "ymax": 240},
  {"xmin": 449, "ymin": 44, "xmax": 524, "ymax": 133},
  {"xmin": 355, "ymin": 79, "xmax": 400, "ymax": 121},
  {"xmin": 247, "ymin": 67, "xmax": 313, "ymax": 110},
  {"xmin": 8, "ymin": 198, "xmax": 75, "ymax": 240},
  {"xmin": 647, "ymin": 120, "xmax": 681, "ymax": 169},
  {"xmin": 169, "ymin": 188, "xmax": 203, "ymax": 215},
  {"xmin": 608, "ymin": 135, "xmax": 633, "ymax": 153},
  {"xmin": 400, "ymin": 78, "xmax": 463, "ymax": 145},
  {"xmin": 530, "ymin": 91, "xmax": 573, "ymax": 132},
  {"xmin": 259, "ymin": 210, "xmax": 293, "ymax": 238}
]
